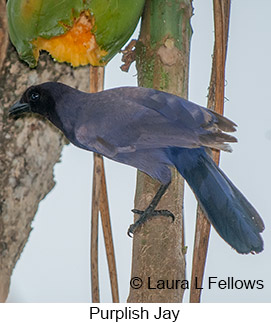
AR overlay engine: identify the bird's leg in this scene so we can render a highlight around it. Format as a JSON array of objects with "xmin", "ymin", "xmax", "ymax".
[{"xmin": 127, "ymin": 182, "xmax": 175, "ymax": 237}]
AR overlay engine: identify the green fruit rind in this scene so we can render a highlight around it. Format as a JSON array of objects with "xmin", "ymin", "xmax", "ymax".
[{"xmin": 7, "ymin": 0, "xmax": 145, "ymax": 67}]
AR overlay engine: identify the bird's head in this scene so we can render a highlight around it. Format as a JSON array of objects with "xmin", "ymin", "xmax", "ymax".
[{"xmin": 9, "ymin": 83, "xmax": 56, "ymax": 118}]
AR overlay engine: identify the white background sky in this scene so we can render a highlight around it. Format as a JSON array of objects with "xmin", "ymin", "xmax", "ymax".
[{"xmin": 7, "ymin": 0, "xmax": 271, "ymax": 303}]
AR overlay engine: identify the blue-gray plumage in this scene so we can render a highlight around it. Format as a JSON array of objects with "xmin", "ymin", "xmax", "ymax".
[{"xmin": 9, "ymin": 82, "xmax": 264, "ymax": 254}]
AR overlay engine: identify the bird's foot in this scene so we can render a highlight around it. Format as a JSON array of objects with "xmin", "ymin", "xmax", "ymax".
[{"xmin": 127, "ymin": 208, "xmax": 175, "ymax": 237}]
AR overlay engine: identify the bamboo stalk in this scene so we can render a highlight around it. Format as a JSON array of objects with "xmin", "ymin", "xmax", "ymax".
[{"xmin": 190, "ymin": 0, "xmax": 231, "ymax": 303}]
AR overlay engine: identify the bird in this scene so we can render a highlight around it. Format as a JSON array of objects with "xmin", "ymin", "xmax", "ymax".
[{"xmin": 9, "ymin": 82, "xmax": 264, "ymax": 254}]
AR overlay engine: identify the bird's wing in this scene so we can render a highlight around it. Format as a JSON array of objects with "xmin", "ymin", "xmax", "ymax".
[
  {"xmin": 127, "ymin": 87, "xmax": 237, "ymax": 151},
  {"xmin": 73, "ymin": 87, "xmax": 237, "ymax": 156}
]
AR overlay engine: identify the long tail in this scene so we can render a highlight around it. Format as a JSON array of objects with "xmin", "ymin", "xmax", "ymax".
[{"xmin": 168, "ymin": 147, "xmax": 264, "ymax": 254}]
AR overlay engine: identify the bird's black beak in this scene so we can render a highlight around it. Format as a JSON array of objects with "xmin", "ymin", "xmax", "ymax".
[{"xmin": 9, "ymin": 101, "xmax": 31, "ymax": 117}]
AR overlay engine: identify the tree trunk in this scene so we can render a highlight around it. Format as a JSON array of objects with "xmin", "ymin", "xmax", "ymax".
[
  {"xmin": 127, "ymin": 0, "xmax": 193, "ymax": 303},
  {"xmin": 0, "ymin": 0, "xmax": 89, "ymax": 302}
]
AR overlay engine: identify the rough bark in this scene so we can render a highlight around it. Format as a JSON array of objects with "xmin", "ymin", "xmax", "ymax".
[
  {"xmin": 127, "ymin": 0, "xmax": 193, "ymax": 303},
  {"xmin": 0, "ymin": 0, "xmax": 89, "ymax": 302}
]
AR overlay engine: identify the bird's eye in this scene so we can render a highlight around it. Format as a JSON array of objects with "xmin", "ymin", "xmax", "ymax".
[{"xmin": 30, "ymin": 92, "xmax": 40, "ymax": 101}]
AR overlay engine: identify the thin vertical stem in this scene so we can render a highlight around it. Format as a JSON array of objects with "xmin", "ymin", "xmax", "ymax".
[
  {"xmin": 91, "ymin": 152, "xmax": 103, "ymax": 303},
  {"xmin": 100, "ymin": 161, "xmax": 119, "ymax": 303},
  {"xmin": 190, "ymin": 0, "xmax": 231, "ymax": 303},
  {"xmin": 90, "ymin": 66, "xmax": 119, "ymax": 303},
  {"xmin": 90, "ymin": 66, "xmax": 104, "ymax": 303}
]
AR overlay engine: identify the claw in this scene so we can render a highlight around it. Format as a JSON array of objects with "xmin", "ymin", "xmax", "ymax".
[
  {"xmin": 131, "ymin": 209, "xmax": 144, "ymax": 215},
  {"xmin": 128, "ymin": 183, "xmax": 173, "ymax": 237},
  {"xmin": 155, "ymin": 210, "xmax": 175, "ymax": 222},
  {"xmin": 128, "ymin": 208, "xmax": 175, "ymax": 237},
  {"xmin": 127, "ymin": 223, "xmax": 137, "ymax": 237},
  {"xmin": 132, "ymin": 208, "xmax": 175, "ymax": 221}
]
